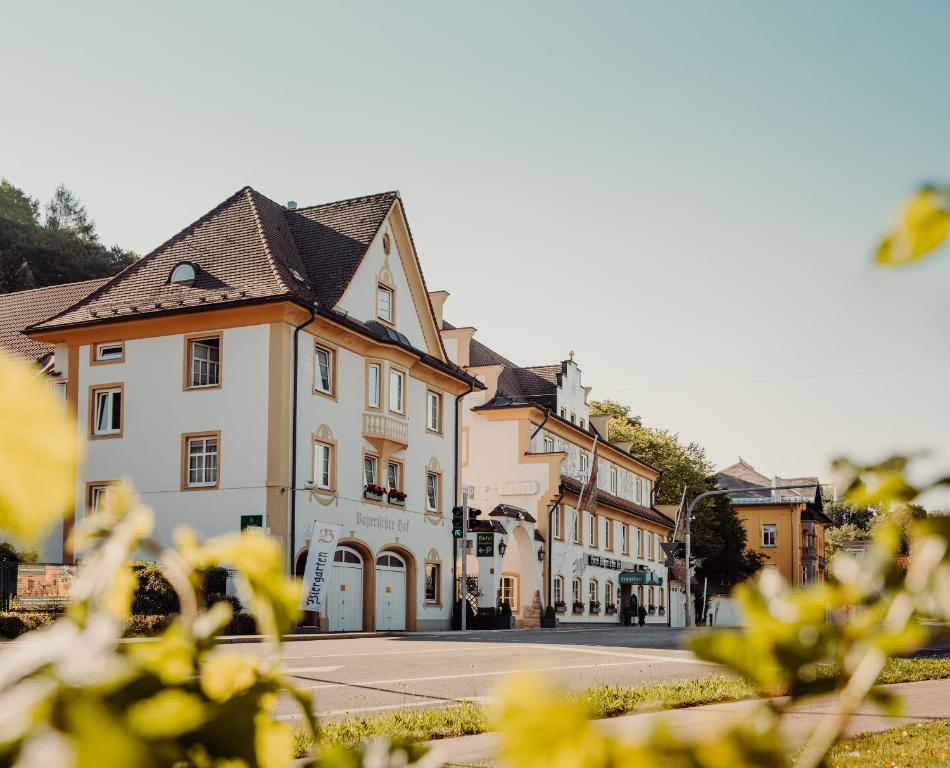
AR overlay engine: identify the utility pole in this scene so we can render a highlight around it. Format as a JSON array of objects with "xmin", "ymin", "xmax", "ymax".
[
  {"xmin": 460, "ymin": 484, "xmax": 473, "ymax": 631},
  {"xmin": 684, "ymin": 482, "xmax": 819, "ymax": 628}
]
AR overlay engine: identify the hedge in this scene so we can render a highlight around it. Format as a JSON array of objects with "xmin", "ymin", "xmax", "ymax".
[{"xmin": 0, "ymin": 612, "xmax": 55, "ymax": 639}]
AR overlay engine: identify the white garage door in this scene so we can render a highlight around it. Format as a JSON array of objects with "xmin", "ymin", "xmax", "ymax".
[
  {"xmin": 375, "ymin": 553, "xmax": 406, "ymax": 631},
  {"xmin": 329, "ymin": 546, "xmax": 363, "ymax": 632}
]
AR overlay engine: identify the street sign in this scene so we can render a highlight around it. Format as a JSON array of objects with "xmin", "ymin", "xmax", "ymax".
[
  {"xmin": 660, "ymin": 541, "xmax": 682, "ymax": 568},
  {"xmin": 618, "ymin": 570, "xmax": 664, "ymax": 586},
  {"xmin": 476, "ymin": 532, "xmax": 494, "ymax": 557},
  {"xmin": 240, "ymin": 514, "xmax": 263, "ymax": 530}
]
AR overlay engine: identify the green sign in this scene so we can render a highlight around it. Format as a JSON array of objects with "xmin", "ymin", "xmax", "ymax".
[
  {"xmin": 476, "ymin": 533, "xmax": 494, "ymax": 557},
  {"xmin": 240, "ymin": 515, "xmax": 263, "ymax": 530},
  {"xmin": 619, "ymin": 570, "xmax": 663, "ymax": 586}
]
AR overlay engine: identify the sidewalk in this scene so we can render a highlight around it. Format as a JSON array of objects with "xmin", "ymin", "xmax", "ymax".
[{"xmin": 428, "ymin": 678, "xmax": 950, "ymax": 767}]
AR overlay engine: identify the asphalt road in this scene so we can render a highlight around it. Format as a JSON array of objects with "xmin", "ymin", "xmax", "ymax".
[{"xmin": 227, "ymin": 626, "xmax": 721, "ymax": 721}]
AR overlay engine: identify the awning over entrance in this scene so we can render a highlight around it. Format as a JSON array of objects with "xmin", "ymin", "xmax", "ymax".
[{"xmin": 619, "ymin": 570, "xmax": 664, "ymax": 586}]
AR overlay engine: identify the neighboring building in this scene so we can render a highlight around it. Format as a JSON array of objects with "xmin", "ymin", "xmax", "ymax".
[
  {"xmin": 437, "ymin": 304, "xmax": 674, "ymax": 627},
  {"xmin": 22, "ymin": 186, "xmax": 481, "ymax": 632},
  {"xmin": 717, "ymin": 459, "xmax": 830, "ymax": 587}
]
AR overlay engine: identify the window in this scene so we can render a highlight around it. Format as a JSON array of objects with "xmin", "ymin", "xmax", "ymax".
[
  {"xmin": 169, "ymin": 263, "xmax": 196, "ymax": 284},
  {"xmin": 552, "ymin": 505, "xmax": 562, "ymax": 540},
  {"xmin": 87, "ymin": 483, "xmax": 114, "ymax": 513},
  {"xmin": 187, "ymin": 335, "xmax": 220, "ymax": 388},
  {"xmin": 500, "ymin": 574, "xmax": 519, "ymax": 612},
  {"xmin": 93, "ymin": 341, "xmax": 124, "ymax": 363},
  {"xmin": 762, "ymin": 524, "xmax": 777, "ymax": 548},
  {"xmin": 636, "ymin": 528, "xmax": 642, "ymax": 557},
  {"xmin": 569, "ymin": 412, "xmax": 576, "ymax": 424},
  {"xmin": 377, "ymin": 284, "xmax": 394, "ymax": 323},
  {"xmin": 53, "ymin": 380, "xmax": 67, "ymax": 401},
  {"xmin": 314, "ymin": 441, "xmax": 333, "ymax": 490},
  {"xmin": 314, "ymin": 345, "xmax": 334, "ymax": 395},
  {"xmin": 559, "ymin": 407, "xmax": 566, "ymax": 418},
  {"xmin": 389, "ymin": 369, "xmax": 405, "ymax": 413},
  {"xmin": 364, "ymin": 455, "xmax": 378, "ymax": 486},
  {"xmin": 649, "ymin": 586, "xmax": 655, "ymax": 607},
  {"xmin": 425, "ymin": 563, "xmax": 440, "ymax": 604},
  {"xmin": 646, "ymin": 531, "xmax": 653, "ymax": 560},
  {"xmin": 184, "ymin": 434, "xmax": 219, "ymax": 488},
  {"xmin": 659, "ymin": 588, "xmax": 665, "ymax": 607},
  {"xmin": 571, "ymin": 507, "xmax": 580, "ymax": 543},
  {"xmin": 366, "ymin": 362, "xmax": 381, "ymax": 408},
  {"xmin": 387, "ymin": 461, "xmax": 402, "ymax": 491},
  {"xmin": 603, "ymin": 518, "xmax": 612, "ymax": 550},
  {"xmin": 427, "ymin": 390, "xmax": 442, "ymax": 433},
  {"xmin": 643, "ymin": 479, "xmax": 652, "ymax": 505},
  {"xmin": 426, "ymin": 471, "xmax": 440, "ymax": 512},
  {"xmin": 635, "ymin": 478, "xmax": 643, "ymax": 504},
  {"xmin": 543, "ymin": 436, "xmax": 554, "ymax": 453},
  {"xmin": 588, "ymin": 580, "xmax": 598, "ymax": 603},
  {"xmin": 554, "ymin": 576, "xmax": 564, "ymax": 604},
  {"xmin": 579, "ymin": 419, "xmax": 586, "ymax": 430},
  {"xmin": 91, "ymin": 386, "xmax": 122, "ymax": 437},
  {"xmin": 580, "ymin": 453, "xmax": 589, "ymax": 476},
  {"xmin": 572, "ymin": 577, "xmax": 582, "ymax": 604},
  {"xmin": 609, "ymin": 466, "xmax": 618, "ymax": 495},
  {"xmin": 621, "ymin": 524, "xmax": 628, "ymax": 554},
  {"xmin": 605, "ymin": 581, "xmax": 614, "ymax": 606},
  {"xmin": 588, "ymin": 512, "xmax": 596, "ymax": 547}
]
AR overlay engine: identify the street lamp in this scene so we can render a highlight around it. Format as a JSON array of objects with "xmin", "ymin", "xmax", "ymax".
[
  {"xmin": 683, "ymin": 482, "xmax": 819, "ymax": 628},
  {"xmin": 498, "ymin": 538, "xmax": 507, "ymax": 556},
  {"xmin": 537, "ymin": 543, "xmax": 545, "ymax": 563}
]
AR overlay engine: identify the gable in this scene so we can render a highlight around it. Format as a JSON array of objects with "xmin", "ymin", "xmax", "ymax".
[{"xmin": 334, "ymin": 199, "xmax": 445, "ymax": 360}]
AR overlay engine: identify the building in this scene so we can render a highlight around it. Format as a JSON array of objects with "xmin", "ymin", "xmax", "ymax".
[
  {"xmin": 436, "ymin": 306, "xmax": 675, "ymax": 627},
  {"xmin": 20, "ymin": 186, "xmax": 481, "ymax": 632},
  {"xmin": 717, "ymin": 459, "xmax": 830, "ymax": 587}
]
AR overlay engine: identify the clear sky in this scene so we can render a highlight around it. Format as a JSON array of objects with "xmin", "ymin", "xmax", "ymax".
[{"xmin": 5, "ymin": 2, "xmax": 949, "ymax": 506}]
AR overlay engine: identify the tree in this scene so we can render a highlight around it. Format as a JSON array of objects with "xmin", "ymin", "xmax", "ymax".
[
  {"xmin": 824, "ymin": 522, "xmax": 867, "ymax": 559},
  {"xmin": 691, "ymin": 487, "xmax": 766, "ymax": 587},
  {"xmin": 589, "ymin": 400, "xmax": 711, "ymax": 504},
  {"xmin": 824, "ymin": 498, "xmax": 877, "ymax": 531},
  {"xmin": 0, "ymin": 178, "xmax": 137, "ymax": 293}
]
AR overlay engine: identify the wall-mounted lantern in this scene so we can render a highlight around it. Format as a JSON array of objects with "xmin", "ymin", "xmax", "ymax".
[
  {"xmin": 537, "ymin": 543, "xmax": 545, "ymax": 562},
  {"xmin": 498, "ymin": 538, "xmax": 507, "ymax": 556}
]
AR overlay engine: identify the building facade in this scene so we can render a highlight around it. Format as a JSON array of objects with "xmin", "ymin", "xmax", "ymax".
[
  {"xmin": 21, "ymin": 187, "xmax": 480, "ymax": 632},
  {"xmin": 436, "ymin": 302, "xmax": 675, "ymax": 627}
]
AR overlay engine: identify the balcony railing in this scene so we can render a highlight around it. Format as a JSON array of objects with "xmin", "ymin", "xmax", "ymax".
[{"xmin": 362, "ymin": 412, "xmax": 409, "ymax": 448}]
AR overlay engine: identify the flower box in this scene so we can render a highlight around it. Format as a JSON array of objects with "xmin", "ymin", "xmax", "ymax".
[
  {"xmin": 589, "ymin": 601, "xmax": 602, "ymax": 614},
  {"xmin": 572, "ymin": 601, "xmax": 585, "ymax": 614},
  {"xmin": 605, "ymin": 604, "xmax": 617, "ymax": 615},
  {"xmin": 387, "ymin": 490, "xmax": 407, "ymax": 505},
  {"xmin": 364, "ymin": 483, "xmax": 385, "ymax": 501},
  {"xmin": 658, "ymin": 606, "xmax": 665, "ymax": 616},
  {"xmin": 554, "ymin": 601, "xmax": 567, "ymax": 614},
  {"xmin": 648, "ymin": 605, "xmax": 656, "ymax": 615}
]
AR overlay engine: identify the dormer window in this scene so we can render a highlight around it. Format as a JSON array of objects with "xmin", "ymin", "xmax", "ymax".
[
  {"xmin": 377, "ymin": 284, "xmax": 394, "ymax": 324},
  {"xmin": 169, "ymin": 263, "xmax": 196, "ymax": 284}
]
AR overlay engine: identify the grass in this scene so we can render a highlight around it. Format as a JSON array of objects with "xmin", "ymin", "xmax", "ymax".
[
  {"xmin": 826, "ymin": 719, "xmax": 950, "ymax": 767},
  {"xmin": 292, "ymin": 657, "xmax": 950, "ymax": 758}
]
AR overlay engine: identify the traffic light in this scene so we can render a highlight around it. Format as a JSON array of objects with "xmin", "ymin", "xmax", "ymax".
[
  {"xmin": 451, "ymin": 507, "xmax": 464, "ymax": 538},
  {"xmin": 468, "ymin": 507, "xmax": 482, "ymax": 522}
]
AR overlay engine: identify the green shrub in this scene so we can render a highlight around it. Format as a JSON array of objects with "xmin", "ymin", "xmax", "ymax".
[
  {"xmin": 130, "ymin": 561, "xmax": 179, "ymax": 615},
  {"xmin": 0, "ymin": 612, "xmax": 54, "ymax": 639},
  {"xmin": 204, "ymin": 566, "xmax": 228, "ymax": 596},
  {"xmin": 125, "ymin": 613, "xmax": 173, "ymax": 637},
  {"xmin": 225, "ymin": 612, "xmax": 257, "ymax": 635}
]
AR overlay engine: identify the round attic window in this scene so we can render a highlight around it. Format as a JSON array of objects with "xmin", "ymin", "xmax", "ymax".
[
  {"xmin": 169, "ymin": 263, "xmax": 196, "ymax": 284},
  {"xmin": 382, "ymin": 232, "xmax": 391, "ymax": 255}
]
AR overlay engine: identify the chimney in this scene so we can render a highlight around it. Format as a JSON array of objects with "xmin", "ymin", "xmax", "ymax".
[
  {"xmin": 286, "ymin": 200, "xmax": 298, "ymax": 210},
  {"xmin": 589, "ymin": 414, "xmax": 611, "ymax": 439},
  {"xmin": 428, "ymin": 290, "xmax": 449, "ymax": 329},
  {"xmin": 772, "ymin": 476, "xmax": 780, "ymax": 502}
]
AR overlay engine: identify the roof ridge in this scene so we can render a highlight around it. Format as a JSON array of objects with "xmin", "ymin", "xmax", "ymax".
[
  {"xmin": 0, "ymin": 277, "xmax": 107, "ymax": 299},
  {"xmin": 244, "ymin": 187, "xmax": 292, "ymax": 295},
  {"xmin": 293, "ymin": 190, "xmax": 398, "ymax": 214}
]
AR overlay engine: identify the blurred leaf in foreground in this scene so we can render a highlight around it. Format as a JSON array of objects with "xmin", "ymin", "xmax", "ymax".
[{"xmin": 877, "ymin": 185, "xmax": 950, "ymax": 266}]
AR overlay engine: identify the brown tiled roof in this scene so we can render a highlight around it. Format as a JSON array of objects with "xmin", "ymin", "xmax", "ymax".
[
  {"xmin": 466, "ymin": 336, "xmax": 560, "ymax": 408},
  {"xmin": 0, "ymin": 279, "xmax": 107, "ymax": 364},
  {"xmin": 559, "ymin": 475, "xmax": 674, "ymax": 529},
  {"xmin": 30, "ymin": 187, "xmax": 399, "ymax": 332},
  {"xmin": 489, "ymin": 504, "xmax": 537, "ymax": 523}
]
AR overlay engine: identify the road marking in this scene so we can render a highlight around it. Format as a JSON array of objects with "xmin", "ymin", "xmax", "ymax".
[
  {"xmin": 522, "ymin": 644, "xmax": 715, "ymax": 666},
  {"xmin": 297, "ymin": 658, "xmax": 656, "ymax": 691},
  {"xmin": 285, "ymin": 665, "xmax": 343, "ymax": 676},
  {"xmin": 267, "ymin": 646, "xmax": 538, "ymax": 662}
]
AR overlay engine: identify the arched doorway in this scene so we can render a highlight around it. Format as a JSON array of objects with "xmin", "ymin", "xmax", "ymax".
[
  {"xmin": 500, "ymin": 525, "xmax": 538, "ymax": 617},
  {"xmin": 375, "ymin": 552, "xmax": 406, "ymax": 631},
  {"xmin": 330, "ymin": 546, "xmax": 364, "ymax": 632}
]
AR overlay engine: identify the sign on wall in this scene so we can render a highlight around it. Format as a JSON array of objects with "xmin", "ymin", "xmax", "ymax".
[
  {"xmin": 587, "ymin": 555, "xmax": 622, "ymax": 570},
  {"xmin": 299, "ymin": 520, "xmax": 343, "ymax": 613},
  {"xmin": 476, "ymin": 533, "xmax": 494, "ymax": 557},
  {"xmin": 240, "ymin": 515, "xmax": 263, "ymax": 530},
  {"xmin": 618, "ymin": 570, "xmax": 664, "ymax": 586}
]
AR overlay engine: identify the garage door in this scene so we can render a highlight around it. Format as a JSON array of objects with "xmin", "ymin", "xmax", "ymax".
[
  {"xmin": 375, "ymin": 553, "xmax": 406, "ymax": 631},
  {"xmin": 329, "ymin": 546, "xmax": 363, "ymax": 632}
]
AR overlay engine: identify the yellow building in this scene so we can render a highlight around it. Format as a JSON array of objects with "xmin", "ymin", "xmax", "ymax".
[{"xmin": 718, "ymin": 460, "xmax": 830, "ymax": 587}]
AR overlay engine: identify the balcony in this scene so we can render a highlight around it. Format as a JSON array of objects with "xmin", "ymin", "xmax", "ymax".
[{"xmin": 362, "ymin": 412, "xmax": 409, "ymax": 453}]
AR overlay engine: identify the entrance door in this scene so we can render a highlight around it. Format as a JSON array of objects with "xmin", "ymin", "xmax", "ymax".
[
  {"xmin": 375, "ymin": 553, "xmax": 406, "ymax": 631},
  {"xmin": 330, "ymin": 546, "xmax": 363, "ymax": 632}
]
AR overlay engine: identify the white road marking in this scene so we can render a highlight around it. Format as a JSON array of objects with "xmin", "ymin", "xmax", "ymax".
[
  {"xmin": 298, "ymin": 658, "xmax": 656, "ymax": 691},
  {"xmin": 522, "ymin": 644, "xmax": 715, "ymax": 666},
  {"xmin": 285, "ymin": 665, "xmax": 343, "ymax": 675},
  {"xmin": 268, "ymin": 646, "xmax": 544, "ymax": 662}
]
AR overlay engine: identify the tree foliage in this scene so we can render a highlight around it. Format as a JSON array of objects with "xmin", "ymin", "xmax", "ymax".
[
  {"xmin": 0, "ymin": 179, "xmax": 137, "ymax": 293},
  {"xmin": 690, "ymin": 491, "xmax": 766, "ymax": 588}
]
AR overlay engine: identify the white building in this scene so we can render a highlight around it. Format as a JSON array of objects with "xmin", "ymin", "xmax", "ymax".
[
  {"xmin": 435, "ymin": 301, "xmax": 675, "ymax": 628},
  {"xmin": 21, "ymin": 187, "xmax": 481, "ymax": 632}
]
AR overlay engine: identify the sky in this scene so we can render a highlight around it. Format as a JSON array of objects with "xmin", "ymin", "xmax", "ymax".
[{"xmin": 4, "ymin": 1, "xmax": 949, "ymax": 507}]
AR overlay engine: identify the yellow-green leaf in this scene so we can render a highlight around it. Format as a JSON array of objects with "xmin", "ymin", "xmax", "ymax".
[
  {"xmin": 877, "ymin": 188, "xmax": 950, "ymax": 266},
  {"xmin": 126, "ymin": 689, "xmax": 207, "ymax": 739}
]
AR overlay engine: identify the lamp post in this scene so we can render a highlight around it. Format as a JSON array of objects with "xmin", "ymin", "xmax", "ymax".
[{"xmin": 683, "ymin": 483, "xmax": 819, "ymax": 628}]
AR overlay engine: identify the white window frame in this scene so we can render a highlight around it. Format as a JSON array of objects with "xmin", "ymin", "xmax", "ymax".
[
  {"xmin": 89, "ymin": 484, "xmax": 113, "ymax": 512},
  {"xmin": 603, "ymin": 518, "xmax": 612, "ymax": 550},
  {"xmin": 609, "ymin": 466, "xmax": 618, "ymax": 495},
  {"xmin": 188, "ymin": 336, "xmax": 220, "ymax": 388},
  {"xmin": 186, "ymin": 436, "xmax": 218, "ymax": 487},
  {"xmin": 571, "ymin": 507, "xmax": 580, "ymax": 543},
  {"xmin": 376, "ymin": 284, "xmax": 394, "ymax": 323},
  {"xmin": 500, "ymin": 574, "xmax": 519, "ymax": 612},
  {"xmin": 543, "ymin": 436, "xmax": 555, "ymax": 453},
  {"xmin": 426, "ymin": 390, "xmax": 442, "ymax": 433},
  {"xmin": 621, "ymin": 524, "xmax": 628, "ymax": 554},
  {"xmin": 425, "ymin": 563, "xmax": 440, "ymax": 603},
  {"xmin": 314, "ymin": 441, "xmax": 333, "ymax": 490},
  {"xmin": 314, "ymin": 346, "xmax": 334, "ymax": 395},
  {"xmin": 554, "ymin": 576, "xmax": 564, "ymax": 604},
  {"xmin": 588, "ymin": 579, "xmax": 598, "ymax": 603},
  {"xmin": 389, "ymin": 369, "xmax": 405, "ymax": 414},
  {"xmin": 580, "ymin": 453, "xmax": 589, "ymax": 476},
  {"xmin": 572, "ymin": 578, "xmax": 582, "ymax": 604},
  {"xmin": 364, "ymin": 455, "xmax": 378, "ymax": 486},
  {"xmin": 552, "ymin": 506, "xmax": 562, "ymax": 540},
  {"xmin": 762, "ymin": 524, "xmax": 777, "ymax": 548},
  {"xmin": 95, "ymin": 342, "xmax": 124, "ymax": 362},
  {"xmin": 426, "ymin": 471, "xmax": 440, "ymax": 512},
  {"xmin": 605, "ymin": 580, "xmax": 614, "ymax": 606},
  {"xmin": 53, "ymin": 380, "xmax": 67, "ymax": 401},
  {"xmin": 367, "ymin": 363, "xmax": 381, "ymax": 409},
  {"xmin": 93, "ymin": 387, "xmax": 122, "ymax": 435},
  {"xmin": 588, "ymin": 512, "xmax": 596, "ymax": 547},
  {"xmin": 387, "ymin": 461, "xmax": 402, "ymax": 492}
]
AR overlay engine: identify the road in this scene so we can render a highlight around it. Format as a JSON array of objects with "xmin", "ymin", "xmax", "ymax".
[{"xmin": 226, "ymin": 626, "xmax": 720, "ymax": 721}]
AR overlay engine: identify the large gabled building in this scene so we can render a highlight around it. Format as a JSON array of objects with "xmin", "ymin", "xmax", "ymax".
[
  {"xmin": 436, "ymin": 300, "xmax": 675, "ymax": 627},
  {"xmin": 20, "ymin": 186, "xmax": 481, "ymax": 632}
]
